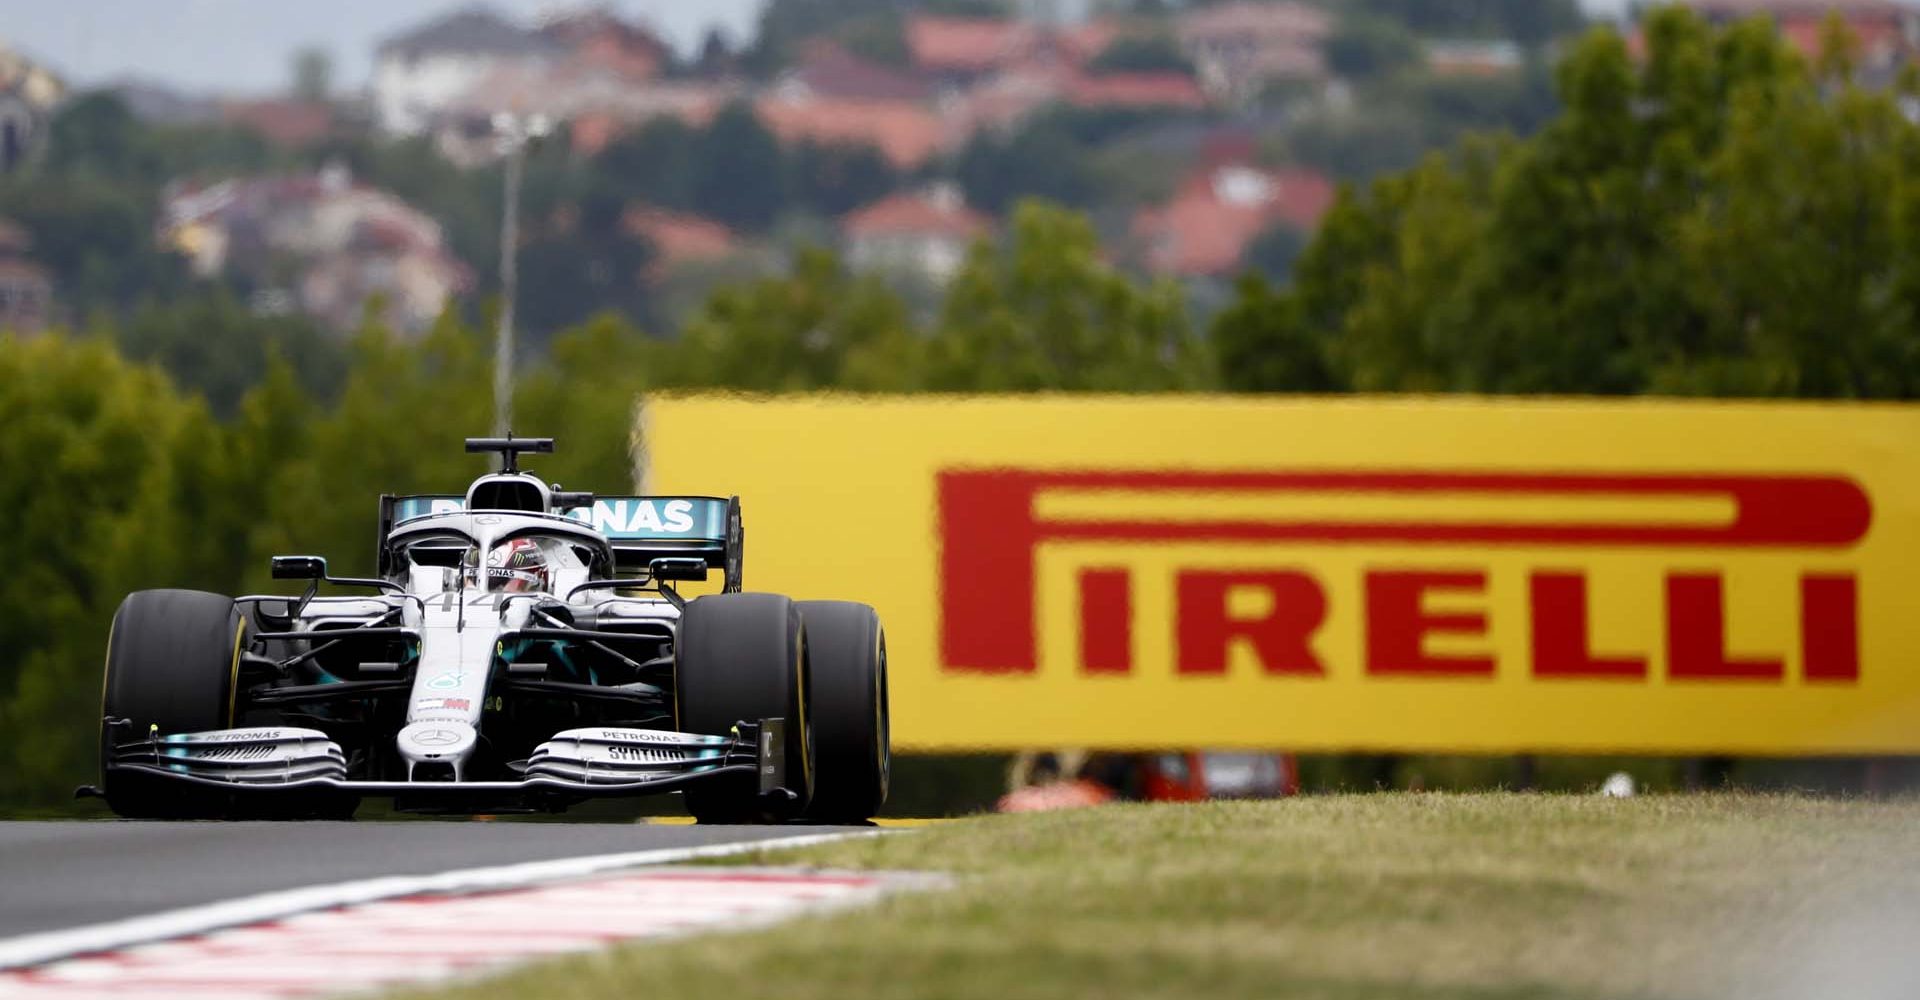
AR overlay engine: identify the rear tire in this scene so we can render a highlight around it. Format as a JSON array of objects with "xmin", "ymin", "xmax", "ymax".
[
  {"xmin": 797, "ymin": 601, "xmax": 889, "ymax": 823},
  {"xmin": 100, "ymin": 589, "xmax": 246, "ymax": 819},
  {"xmin": 676, "ymin": 593, "xmax": 815, "ymax": 823}
]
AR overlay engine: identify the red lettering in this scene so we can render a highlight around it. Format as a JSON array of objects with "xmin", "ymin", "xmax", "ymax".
[
  {"xmin": 1079, "ymin": 568, "xmax": 1132, "ymax": 675},
  {"xmin": 938, "ymin": 468, "xmax": 1870, "ymax": 675},
  {"xmin": 938, "ymin": 470, "xmax": 1043, "ymax": 673},
  {"xmin": 1366, "ymin": 571, "xmax": 1494, "ymax": 676},
  {"xmin": 1801, "ymin": 574, "xmax": 1859, "ymax": 683},
  {"xmin": 1665, "ymin": 574, "xmax": 1783, "ymax": 681},
  {"xmin": 1530, "ymin": 572, "xmax": 1647, "ymax": 679},
  {"xmin": 1176, "ymin": 571, "xmax": 1326, "ymax": 675}
]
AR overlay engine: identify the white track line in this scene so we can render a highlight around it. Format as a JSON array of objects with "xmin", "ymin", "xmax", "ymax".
[
  {"xmin": 0, "ymin": 829, "xmax": 882, "ymax": 971},
  {"xmin": 0, "ymin": 865, "xmax": 935, "ymax": 999}
]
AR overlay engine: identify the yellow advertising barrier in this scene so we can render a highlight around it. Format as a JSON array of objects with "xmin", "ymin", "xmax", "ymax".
[{"xmin": 641, "ymin": 395, "xmax": 1920, "ymax": 755}]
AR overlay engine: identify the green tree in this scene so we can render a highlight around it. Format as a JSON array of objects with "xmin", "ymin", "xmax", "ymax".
[
  {"xmin": 1212, "ymin": 274, "xmax": 1338, "ymax": 393},
  {"xmin": 1357, "ymin": 0, "xmax": 1585, "ymax": 48},
  {"xmin": 957, "ymin": 119, "xmax": 1100, "ymax": 213},
  {"xmin": 0, "ymin": 332, "xmax": 225, "ymax": 803},
  {"xmin": 115, "ymin": 289, "xmax": 345, "ymax": 417},
  {"xmin": 663, "ymin": 246, "xmax": 921, "ymax": 391},
  {"xmin": 1089, "ymin": 33, "xmax": 1195, "ymax": 76},
  {"xmin": 1213, "ymin": 9, "xmax": 1920, "ymax": 401},
  {"xmin": 517, "ymin": 192, "xmax": 657, "ymax": 340},
  {"xmin": 927, "ymin": 201, "xmax": 1208, "ymax": 391},
  {"xmin": 253, "ymin": 315, "xmax": 493, "ymax": 578},
  {"xmin": 512, "ymin": 314, "xmax": 660, "ymax": 493},
  {"xmin": 1327, "ymin": 14, "xmax": 1422, "ymax": 81},
  {"xmin": 691, "ymin": 103, "xmax": 787, "ymax": 232},
  {"xmin": 592, "ymin": 117, "xmax": 701, "ymax": 211},
  {"xmin": 785, "ymin": 140, "xmax": 898, "ymax": 217},
  {"xmin": 1241, "ymin": 222, "xmax": 1311, "ymax": 281}
]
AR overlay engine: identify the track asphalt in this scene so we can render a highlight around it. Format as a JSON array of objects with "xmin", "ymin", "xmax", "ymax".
[{"xmin": 0, "ymin": 820, "xmax": 856, "ymax": 939}]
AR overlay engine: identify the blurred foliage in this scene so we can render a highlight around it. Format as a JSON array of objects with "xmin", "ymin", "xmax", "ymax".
[
  {"xmin": 1239, "ymin": 221, "xmax": 1310, "ymax": 282},
  {"xmin": 590, "ymin": 106, "xmax": 901, "ymax": 234},
  {"xmin": 1221, "ymin": 9, "xmax": 1920, "ymax": 398},
  {"xmin": 926, "ymin": 202, "xmax": 1206, "ymax": 390},
  {"xmin": 957, "ymin": 107, "xmax": 1199, "ymax": 213},
  {"xmin": 115, "ymin": 289, "xmax": 347, "ymax": 417},
  {"xmin": 1284, "ymin": 60, "xmax": 1560, "ymax": 181},
  {"xmin": 1352, "ymin": 0, "xmax": 1585, "ymax": 48},
  {"xmin": 1326, "ymin": 13, "xmax": 1423, "ymax": 82},
  {"xmin": 1089, "ymin": 32, "xmax": 1195, "ymax": 76},
  {"xmin": 516, "ymin": 192, "xmax": 656, "ymax": 346}
]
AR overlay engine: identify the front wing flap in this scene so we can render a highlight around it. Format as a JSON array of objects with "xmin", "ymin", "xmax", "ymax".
[{"xmin": 103, "ymin": 720, "xmax": 785, "ymax": 801}]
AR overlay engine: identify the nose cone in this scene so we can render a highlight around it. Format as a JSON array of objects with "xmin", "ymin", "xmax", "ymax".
[{"xmin": 398, "ymin": 721, "xmax": 478, "ymax": 779}]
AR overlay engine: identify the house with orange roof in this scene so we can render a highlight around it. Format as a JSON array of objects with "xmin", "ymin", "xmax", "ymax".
[
  {"xmin": 1132, "ymin": 163, "xmax": 1334, "ymax": 278},
  {"xmin": 621, "ymin": 205, "xmax": 736, "ymax": 279},
  {"xmin": 219, "ymin": 99, "xmax": 337, "ymax": 148},
  {"xmin": 907, "ymin": 15, "xmax": 1117, "ymax": 83},
  {"xmin": 844, "ymin": 185, "xmax": 992, "ymax": 283},
  {"xmin": 1177, "ymin": 2, "xmax": 1331, "ymax": 103},
  {"xmin": 538, "ymin": 8, "xmax": 671, "ymax": 82},
  {"xmin": 1065, "ymin": 71, "xmax": 1209, "ymax": 110},
  {"xmin": 755, "ymin": 95, "xmax": 949, "ymax": 171},
  {"xmin": 777, "ymin": 41, "xmax": 935, "ymax": 103}
]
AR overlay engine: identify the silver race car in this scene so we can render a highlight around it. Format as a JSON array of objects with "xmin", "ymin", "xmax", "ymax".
[{"xmin": 92, "ymin": 437, "xmax": 889, "ymax": 824}]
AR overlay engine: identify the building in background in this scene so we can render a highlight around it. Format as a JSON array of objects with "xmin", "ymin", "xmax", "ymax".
[
  {"xmin": 774, "ymin": 41, "xmax": 935, "ymax": 104},
  {"xmin": 373, "ymin": 8, "xmax": 568, "ymax": 136},
  {"xmin": 905, "ymin": 14, "xmax": 1115, "ymax": 87},
  {"xmin": 1133, "ymin": 161, "xmax": 1334, "ymax": 278},
  {"xmin": 163, "ymin": 166, "xmax": 470, "ymax": 334},
  {"xmin": 1176, "ymin": 2, "xmax": 1331, "ymax": 104},
  {"xmin": 843, "ymin": 185, "xmax": 991, "ymax": 284},
  {"xmin": 376, "ymin": 7, "xmax": 710, "ymax": 163},
  {"xmin": 537, "ymin": 8, "xmax": 671, "ymax": 82},
  {"xmin": 622, "ymin": 205, "xmax": 736, "ymax": 280}
]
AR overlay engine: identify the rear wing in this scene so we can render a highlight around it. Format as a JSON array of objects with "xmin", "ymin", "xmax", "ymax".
[{"xmin": 377, "ymin": 494, "xmax": 743, "ymax": 590}]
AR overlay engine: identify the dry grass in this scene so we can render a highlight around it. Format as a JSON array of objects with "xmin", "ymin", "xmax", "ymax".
[{"xmin": 396, "ymin": 794, "xmax": 1920, "ymax": 1000}]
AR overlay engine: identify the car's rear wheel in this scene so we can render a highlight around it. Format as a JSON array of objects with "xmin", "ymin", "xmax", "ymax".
[
  {"xmin": 100, "ymin": 589, "xmax": 246, "ymax": 819},
  {"xmin": 676, "ymin": 593, "xmax": 815, "ymax": 823},
  {"xmin": 796, "ymin": 601, "xmax": 889, "ymax": 823}
]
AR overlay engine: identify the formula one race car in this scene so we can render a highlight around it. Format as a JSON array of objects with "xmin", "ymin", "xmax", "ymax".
[{"xmin": 92, "ymin": 437, "xmax": 889, "ymax": 824}]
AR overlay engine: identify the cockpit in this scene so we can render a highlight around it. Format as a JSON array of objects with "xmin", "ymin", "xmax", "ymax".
[
  {"xmin": 462, "ymin": 534, "xmax": 584, "ymax": 594},
  {"xmin": 387, "ymin": 516, "xmax": 613, "ymax": 598}
]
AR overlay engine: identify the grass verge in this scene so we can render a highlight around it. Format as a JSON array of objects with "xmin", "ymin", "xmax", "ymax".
[{"xmin": 395, "ymin": 794, "xmax": 1920, "ymax": 1000}]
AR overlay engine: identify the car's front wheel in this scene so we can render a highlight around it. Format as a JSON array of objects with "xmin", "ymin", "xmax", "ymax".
[
  {"xmin": 99, "ymin": 589, "xmax": 246, "ymax": 819},
  {"xmin": 675, "ymin": 593, "xmax": 815, "ymax": 823}
]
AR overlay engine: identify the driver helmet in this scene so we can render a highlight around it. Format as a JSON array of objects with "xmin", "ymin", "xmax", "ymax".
[{"xmin": 481, "ymin": 537, "xmax": 550, "ymax": 593}]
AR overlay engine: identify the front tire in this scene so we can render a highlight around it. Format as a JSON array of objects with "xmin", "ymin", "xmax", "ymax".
[
  {"xmin": 797, "ymin": 601, "xmax": 889, "ymax": 823},
  {"xmin": 676, "ymin": 593, "xmax": 815, "ymax": 823},
  {"xmin": 100, "ymin": 589, "xmax": 245, "ymax": 819}
]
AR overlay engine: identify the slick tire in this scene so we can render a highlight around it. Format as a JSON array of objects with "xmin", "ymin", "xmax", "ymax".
[
  {"xmin": 100, "ymin": 589, "xmax": 246, "ymax": 820},
  {"xmin": 796, "ymin": 601, "xmax": 889, "ymax": 824},
  {"xmin": 676, "ymin": 593, "xmax": 815, "ymax": 824}
]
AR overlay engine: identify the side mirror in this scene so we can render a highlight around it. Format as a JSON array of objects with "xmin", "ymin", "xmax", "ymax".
[
  {"xmin": 271, "ymin": 555, "xmax": 329, "ymax": 580},
  {"xmin": 649, "ymin": 557, "xmax": 709, "ymax": 582}
]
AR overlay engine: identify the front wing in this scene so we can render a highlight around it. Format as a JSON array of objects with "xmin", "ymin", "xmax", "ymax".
[{"xmin": 102, "ymin": 720, "xmax": 790, "ymax": 804}]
